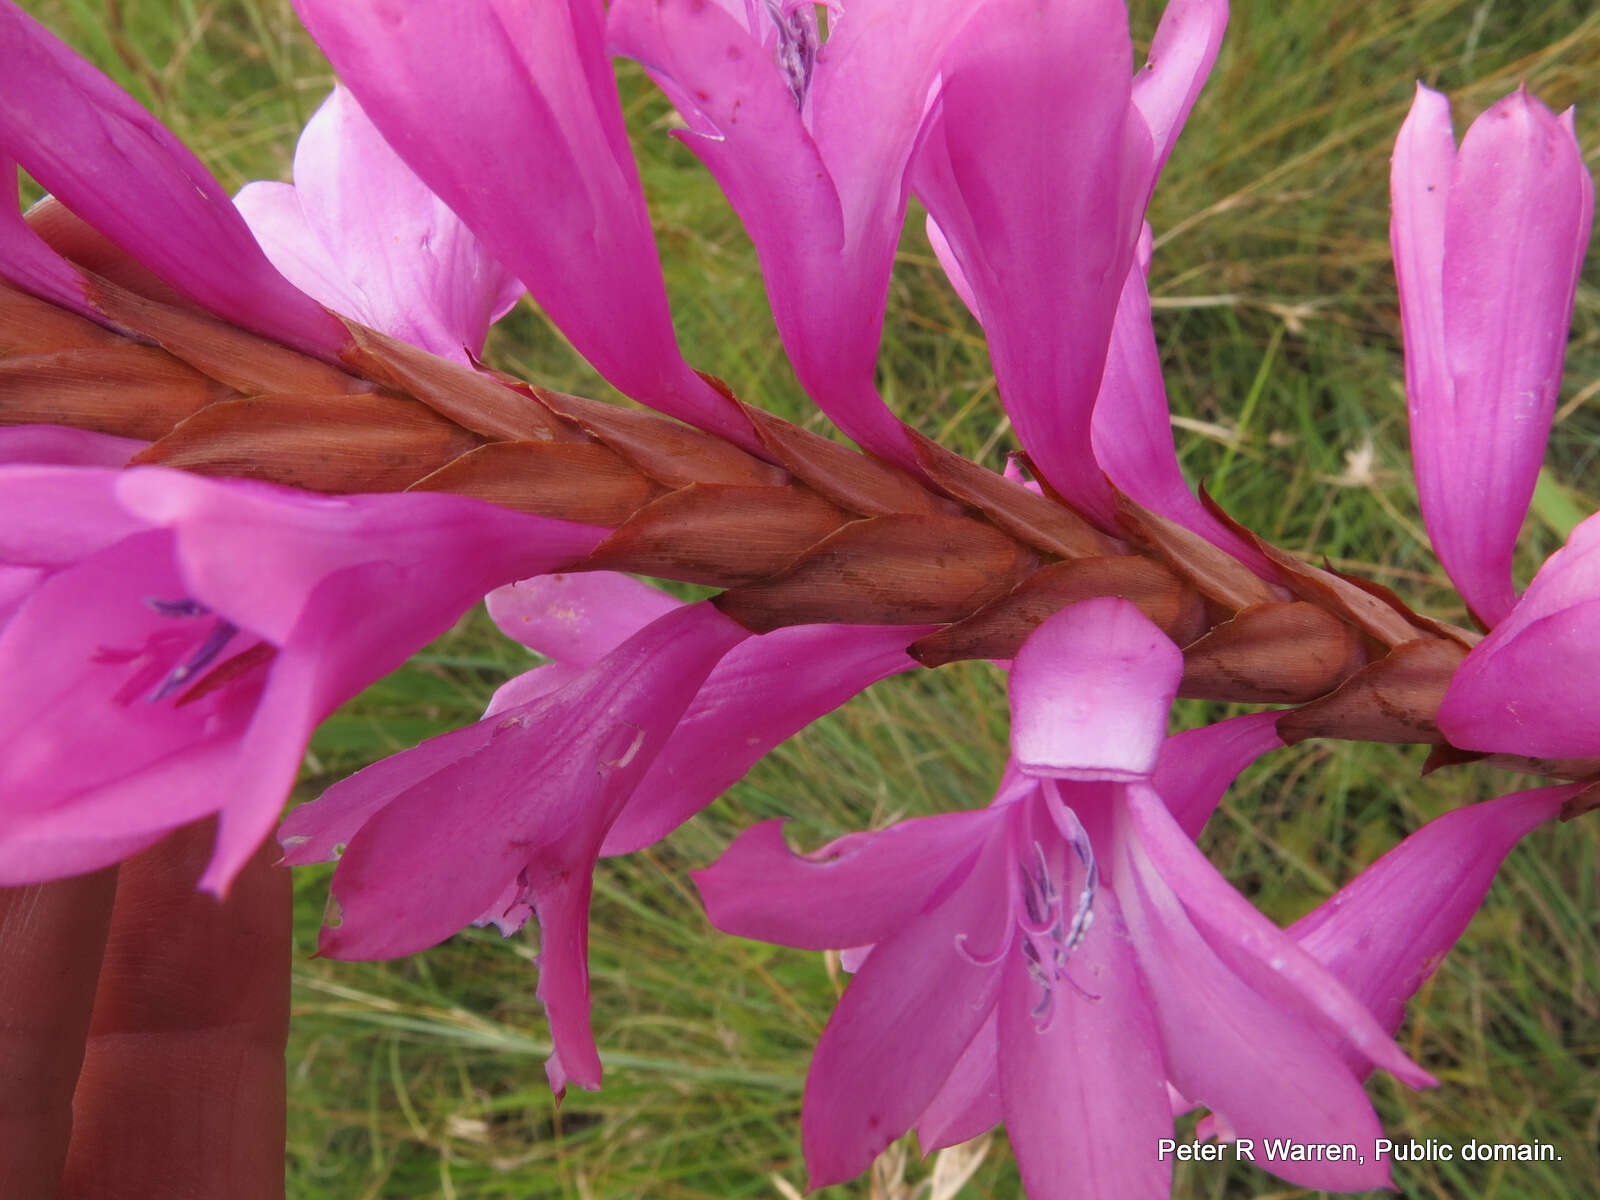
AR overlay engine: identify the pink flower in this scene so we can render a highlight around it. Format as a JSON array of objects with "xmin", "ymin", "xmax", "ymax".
[
  {"xmin": 280, "ymin": 571, "xmax": 934, "ymax": 1091},
  {"xmin": 0, "ymin": 1, "xmax": 349, "ymax": 357},
  {"xmin": 1438, "ymin": 509, "xmax": 1600, "ymax": 758},
  {"xmin": 0, "ymin": 459, "xmax": 605, "ymax": 893},
  {"xmin": 609, "ymin": 0, "xmax": 985, "ymax": 470},
  {"xmin": 913, "ymin": 0, "xmax": 1227, "ymax": 529},
  {"xmin": 234, "ymin": 86, "xmax": 524, "ymax": 364},
  {"xmin": 696, "ymin": 598, "xmax": 1431, "ymax": 1196},
  {"xmin": 290, "ymin": 0, "xmax": 759, "ymax": 451},
  {"xmin": 1391, "ymin": 83, "xmax": 1593, "ymax": 627}
]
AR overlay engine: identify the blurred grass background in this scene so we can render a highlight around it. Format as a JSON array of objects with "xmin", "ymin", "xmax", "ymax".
[{"xmin": 18, "ymin": 0, "xmax": 1600, "ymax": 1196}]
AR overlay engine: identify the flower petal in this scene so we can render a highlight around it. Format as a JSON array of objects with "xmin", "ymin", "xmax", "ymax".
[
  {"xmin": 1151, "ymin": 710, "xmax": 1283, "ymax": 839},
  {"xmin": 0, "ymin": 423, "xmax": 143, "ymax": 467},
  {"xmin": 1112, "ymin": 811, "xmax": 1392, "ymax": 1192},
  {"xmin": 1129, "ymin": 0, "xmax": 1228, "ymax": 194},
  {"xmin": 486, "ymin": 571, "xmax": 682, "ymax": 665},
  {"xmin": 1010, "ymin": 597, "xmax": 1182, "ymax": 781},
  {"xmin": 802, "ymin": 825, "xmax": 1011, "ymax": 1188},
  {"xmin": 604, "ymin": 622, "xmax": 931, "ymax": 853},
  {"xmin": 694, "ymin": 808, "xmax": 994, "ymax": 951},
  {"xmin": 997, "ymin": 889, "xmax": 1172, "ymax": 1200},
  {"xmin": 1289, "ymin": 785, "xmax": 1572, "ymax": 1039},
  {"xmin": 0, "ymin": 3, "xmax": 347, "ymax": 356},
  {"xmin": 914, "ymin": 1011, "xmax": 1001, "ymax": 1154}
]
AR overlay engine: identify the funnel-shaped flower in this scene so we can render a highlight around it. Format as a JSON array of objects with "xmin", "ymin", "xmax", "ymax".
[
  {"xmin": 234, "ymin": 86, "xmax": 523, "ymax": 364},
  {"xmin": 609, "ymin": 0, "xmax": 984, "ymax": 470},
  {"xmin": 0, "ymin": 2, "xmax": 349, "ymax": 357},
  {"xmin": 291, "ymin": 0, "xmax": 757, "ymax": 451},
  {"xmin": 913, "ymin": 0, "xmax": 1227, "ymax": 529},
  {"xmin": 0, "ymin": 462, "xmax": 605, "ymax": 892},
  {"xmin": 697, "ymin": 598, "xmax": 1429, "ymax": 1197},
  {"xmin": 1437, "ymin": 509, "xmax": 1600, "ymax": 757},
  {"xmin": 1391, "ymin": 83, "xmax": 1593, "ymax": 627},
  {"xmin": 280, "ymin": 572, "xmax": 934, "ymax": 1090}
]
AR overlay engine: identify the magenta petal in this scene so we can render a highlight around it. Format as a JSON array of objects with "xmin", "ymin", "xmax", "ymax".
[
  {"xmin": 1439, "ymin": 511, "xmax": 1600, "ymax": 756},
  {"xmin": 802, "ymin": 827, "xmax": 1011, "ymax": 1188},
  {"xmin": 320, "ymin": 603, "xmax": 749, "ymax": 1090},
  {"xmin": 604, "ymin": 622, "xmax": 931, "ymax": 854},
  {"xmin": 1009, "ymin": 598, "xmax": 1182, "ymax": 781},
  {"xmin": 0, "ymin": 4, "xmax": 346, "ymax": 356},
  {"xmin": 0, "ymin": 463, "xmax": 146, "ymax": 566},
  {"xmin": 2, "ymin": 155, "xmax": 100, "ymax": 321},
  {"xmin": 1124, "ymin": 785, "xmax": 1433, "ymax": 1088},
  {"xmin": 997, "ymin": 890, "xmax": 1172, "ymax": 1200},
  {"xmin": 1152, "ymin": 711, "xmax": 1283, "ymax": 839},
  {"xmin": 1290, "ymin": 785, "xmax": 1571, "ymax": 1039},
  {"xmin": 0, "ymin": 424, "xmax": 143, "ymax": 467},
  {"xmin": 486, "ymin": 572, "xmax": 682, "ymax": 665},
  {"xmin": 694, "ymin": 809, "xmax": 994, "ymax": 951},
  {"xmin": 1395, "ymin": 84, "xmax": 1593, "ymax": 625},
  {"xmin": 483, "ymin": 662, "xmax": 588, "ymax": 718},
  {"xmin": 293, "ymin": 0, "xmax": 751, "ymax": 447},
  {"xmin": 914, "ymin": 1012, "xmax": 1001, "ymax": 1154},
  {"xmin": 1111, "ymin": 816, "xmax": 1391, "ymax": 1192},
  {"xmin": 1129, "ymin": 0, "xmax": 1229, "ymax": 195},
  {"xmin": 912, "ymin": 0, "xmax": 1149, "ymax": 525}
]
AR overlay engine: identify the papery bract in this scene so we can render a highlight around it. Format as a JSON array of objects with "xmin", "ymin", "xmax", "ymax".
[
  {"xmin": 1437, "ymin": 509, "xmax": 1600, "ymax": 757},
  {"xmin": 291, "ymin": 0, "xmax": 758, "ymax": 450},
  {"xmin": 235, "ymin": 86, "xmax": 523, "ymax": 364},
  {"xmin": 0, "ymin": 464, "xmax": 605, "ymax": 892},
  {"xmin": 1392, "ymin": 83, "xmax": 1593, "ymax": 626},
  {"xmin": 697, "ymin": 599, "xmax": 1426, "ymax": 1197}
]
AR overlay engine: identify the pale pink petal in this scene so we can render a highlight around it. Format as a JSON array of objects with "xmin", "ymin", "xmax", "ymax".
[
  {"xmin": 483, "ymin": 662, "xmax": 588, "ymax": 717},
  {"xmin": 1124, "ymin": 785, "xmax": 1433, "ymax": 1088},
  {"xmin": 1439, "ymin": 510, "xmax": 1600, "ymax": 756},
  {"xmin": 912, "ymin": 0, "xmax": 1149, "ymax": 526},
  {"xmin": 914, "ymin": 1012, "xmax": 1001, "ymax": 1153},
  {"xmin": 486, "ymin": 572, "xmax": 682, "ymax": 665},
  {"xmin": 1397, "ymin": 85, "xmax": 1593, "ymax": 625},
  {"xmin": 259, "ymin": 86, "xmax": 521, "ymax": 360},
  {"xmin": 319, "ymin": 603, "xmax": 750, "ymax": 1092},
  {"xmin": 1111, "ymin": 818, "xmax": 1392, "ymax": 1192},
  {"xmin": 693, "ymin": 809, "xmax": 994, "ymax": 951},
  {"xmin": 232, "ymin": 180, "xmax": 364, "ymax": 325},
  {"xmin": 0, "ymin": 4, "xmax": 347, "ymax": 357},
  {"xmin": 803, "ymin": 827, "xmax": 1012, "ymax": 1188},
  {"xmin": 604, "ymin": 622, "xmax": 932, "ymax": 854},
  {"xmin": 1010, "ymin": 598, "xmax": 1182, "ymax": 781},
  {"xmin": 293, "ymin": 0, "xmax": 755, "ymax": 449},
  {"xmin": 997, "ymin": 890, "xmax": 1171, "ymax": 1200},
  {"xmin": 1151, "ymin": 710, "xmax": 1283, "ymax": 839},
  {"xmin": 1290, "ymin": 785, "xmax": 1572, "ymax": 1039}
]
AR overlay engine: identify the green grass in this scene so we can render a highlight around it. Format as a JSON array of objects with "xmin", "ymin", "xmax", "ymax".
[{"xmin": 18, "ymin": 0, "xmax": 1600, "ymax": 1196}]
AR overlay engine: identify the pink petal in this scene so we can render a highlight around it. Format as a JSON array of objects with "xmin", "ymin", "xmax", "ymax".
[
  {"xmin": 911, "ymin": 0, "xmax": 1149, "ymax": 527},
  {"xmin": 1129, "ymin": 0, "xmax": 1229, "ymax": 195},
  {"xmin": 1396, "ymin": 85, "xmax": 1593, "ymax": 625},
  {"xmin": 243, "ymin": 86, "xmax": 521, "ymax": 361},
  {"xmin": 1438, "ymin": 510, "xmax": 1600, "ymax": 756},
  {"xmin": 0, "ymin": 463, "xmax": 146, "ymax": 566},
  {"xmin": 0, "ymin": 4, "xmax": 347, "ymax": 357},
  {"xmin": 914, "ymin": 1011, "xmax": 1001, "ymax": 1153},
  {"xmin": 319, "ymin": 603, "xmax": 749, "ymax": 1092},
  {"xmin": 0, "ymin": 424, "xmax": 143, "ymax": 467},
  {"xmin": 486, "ymin": 572, "xmax": 682, "ymax": 665},
  {"xmin": 1152, "ymin": 710, "xmax": 1283, "ymax": 839},
  {"xmin": 1290, "ymin": 785, "xmax": 1572, "ymax": 1039},
  {"xmin": 231, "ymin": 180, "xmax": 361, "ymax": 327},
  {"xmin": 1124, "ymin": 785, "xmax": 1433, "ymax": 1088},
  {"xmin": 483, "ymin": 662, "xmax": 588, "ymax": 717},
  {"xmin": 604, "ymin": 622, "xmax": 932, "ymax": 854},
  {"xmin": 2, "ymin": 156, "xmax": 101, "ymax": 321},
  {"xmin": 693, "ymin": 808, "xmax": 995, "ymax": 951},
  {"xmin": 1010, "ymin": 598, "xmax": 1182, "ymax": 781},
  {"xmin": 293, "ymin": 0, "xmax": 755, "ymax": 449},
  {"xmin": 1111, "ymin": 817, "xmax": 1391, "ymax": 1192},
  {"xmin": 997, "ymin": 889, "xmax": 1172, "ymax": 1200},
  {"xmin": 802, "ymin": 826, "xmax": 1012, "ymax": 1188}
]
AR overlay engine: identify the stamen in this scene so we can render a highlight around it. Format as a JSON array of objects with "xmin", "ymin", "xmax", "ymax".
[
  {"xmin": 766, "ymin": 0, "xmax": 819, "ymax": 107},
  {"xmin": 145, "ymin": 596, "xmax": 210, "ymax": 619},
  {"xmin": 149, "ymin": 618, "xmax": 240, "ymax": 702}
]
